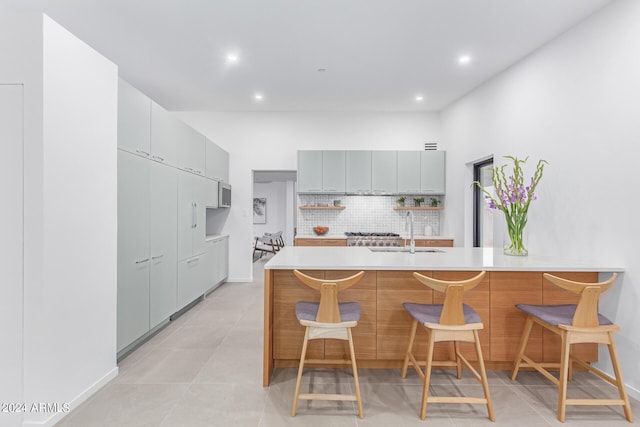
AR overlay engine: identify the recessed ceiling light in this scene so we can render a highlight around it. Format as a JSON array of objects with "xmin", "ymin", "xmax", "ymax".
[
  {"xmin": 458, "ymin": 55, "xmax": 472, "ymax": 65},
  {"xmin": 415, "ymin": 95, "xmax": 424, "ymax": 102},
  {"xmin": 254, "ymin": 93, "xmax": 264, "ymax": 101},
  {"xmin": 226, "ymin": 53, "xmax": 239, "ymax": 64}
]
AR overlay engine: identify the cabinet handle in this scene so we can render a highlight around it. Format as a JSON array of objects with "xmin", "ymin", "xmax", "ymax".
[
  {"xmin": 151, "ymin": 155, "xmax": 165, "ymax": 162},
  {"xmin": 194, "ymin": 202, "xmax": 198, "ymax": 228},
  {"xmin": 135, "ymin": 150, "xmax": 150, "ymax": 157},
  {"xmin": 192, "ymin": 203, "xmax": 196, "ymax": 228},
  {"xmin": 152, "ymin": 254, "xmax": 164, "ymax": 260},
  {"xmin": 187, "ymin": 257, "xmax": 199, "ymax": 264},
  {"xmin": 194, "ymin": 170, "xmax": 202, "ymax": 175},
  {"xmin": 135, "ymin": 258, "xmax": 150, "ymax": 264},
  {"xmin": 185, "ymin": 167, "xmax": 194, "ymax": 172}
]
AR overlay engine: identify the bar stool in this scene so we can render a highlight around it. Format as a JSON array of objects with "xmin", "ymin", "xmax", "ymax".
[
  {"xmin": 291, "ymin": 270, "xmax": 366, "ymax": 419},
  {"xmin": 511, "ymin": 273, "xmax": 633, "ymax": 422},
  {"xmin": 401, "ymin": 271, "xmax": 494, "ymax": 421}
]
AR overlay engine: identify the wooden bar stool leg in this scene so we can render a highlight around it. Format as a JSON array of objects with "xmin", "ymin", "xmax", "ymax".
[
  {"xmin": 420, "ymin": 331, "xmax": 436, "ymax": 421},
  {"xmin": 401, "ymin": 319, "xmax": 418, "ymax": 378},
  {"xmin": 474, "ymin": 330, "xmax": 495, "ymax": 421},
  {"xmin": 454, "ymin": 341, "xmax": 462, "ymax": 379},
  {"xmin": 557, "ymin": 332, "xmax": 571, "ymax": 422},
  {"xmin": 511, "ymin": 316, "xmax": 534, "ymax": 380},
  {"xmin": 607, "ymin": 333, "xmax": 634, "ymax": 422},
  {"xmin": 347, "ymin": 329, "xmax": 364, "ymax": 419},
  {"xmin": 292, "ymin": 327, "xmax": 310, "ymax": 417}
]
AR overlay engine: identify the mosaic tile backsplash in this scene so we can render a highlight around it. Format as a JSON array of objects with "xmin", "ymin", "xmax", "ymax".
[{"xmin": 297, "ymin": 194, "xmax": 442, "ymax": 236}]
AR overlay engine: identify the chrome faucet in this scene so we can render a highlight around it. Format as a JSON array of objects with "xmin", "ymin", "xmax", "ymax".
[{"xmin": 406, "ymin": 211, "xmax": 415, "ymax": 254}]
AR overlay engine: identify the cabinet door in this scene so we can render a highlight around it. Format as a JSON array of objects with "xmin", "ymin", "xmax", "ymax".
[
  {"xmin": 397, "ymin": 151, "xmax": 421, "ymax": 194},
  {"xmin": 150, "ymin": 101, "xmax": 179, "ymax": 166},
  {"xmin": 177, "ymin": 122, "xmax": 205, "ymax": 175},
  {"xmin": 205, "ymin": 139, "xmax": 229, "ymax": 182},
  {"xmin": 371, "ymin": 151, "xmax": 397, "ymax": 194},
  {"xmin": 346, "ymin": 151, "xmax": 372, "ymax": 193},
  {"xmin": 192, "ymin": 175, "xmax": 208, "ymax": 256},
  {"xmin": 205, "ymin": 239, "xmax": 219, "ymax": 291},
  {"xmin": 117, "ymin": 150, "xmax": 151, "ymax": 351},
  {"xmin": 219, "ymin": 237, "xmax": 229, "ymax": 281},
  {"xmin": 205, "ymin": 178, "xmax": 219, "ymax": 208},
  {"xmin": 322, "ymin": 150, "xmax": 345, "ymax": 193},
  {"xmin": 297, "ymin": 150, "xmax": 323, "ymax": 193},
  {"xmin": 118, "ymin": 78, "xmax": 151, "ymax": 158},
  {"xmin": 177, "ymin": 254, "xmax": 204, "ymax": 310},
  {"xmin": 177, "ymin": 170, "xmax": 194, "ymax": 261},
  {"xmin": 149, "ymin": 162, "xmax": 177, "ymax": 328},
  {"xmin": 420, "ymin": 151, "xmax": 445, "ymax": 194}
]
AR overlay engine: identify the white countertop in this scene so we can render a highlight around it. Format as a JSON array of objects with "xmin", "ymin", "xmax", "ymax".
[
  {"xmin": 205, "ymin": 233, "xmax": 229, "ymax": 242},
  {"xmin": 264, "ymin": 246, "xmax": 624, "ymax": 272}
]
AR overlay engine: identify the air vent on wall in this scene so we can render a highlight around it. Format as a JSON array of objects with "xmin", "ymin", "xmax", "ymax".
[{"xmin": 424, "ymin": 142, "xmax": 438, "ymax": 151}]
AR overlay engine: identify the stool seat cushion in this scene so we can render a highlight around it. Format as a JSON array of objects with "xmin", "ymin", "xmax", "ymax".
[
  {"xmin": 402, "ymin": 302, "xmax": 481, "ymax": 325},
  {"xmin": 296, "ymin": 301, "xmax": 361, "ymax": 323},
  {"xmin": 515, "ymin": 304, "xmax": 613, "ymax": 327}
]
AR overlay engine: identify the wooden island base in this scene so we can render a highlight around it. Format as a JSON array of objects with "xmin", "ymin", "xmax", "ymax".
[{"xmin": 263, "ymin": 269, "xmax": 598, "ymax": 386}]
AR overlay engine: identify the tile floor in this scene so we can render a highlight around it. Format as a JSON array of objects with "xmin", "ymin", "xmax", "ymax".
[{"xmin": 58, "ymin": 257, "xmax": 639, "ymax": 426}]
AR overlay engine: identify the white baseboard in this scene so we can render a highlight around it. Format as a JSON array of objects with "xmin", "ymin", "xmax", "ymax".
[
  {"xmin": 225, "ymin": 277, "xmax": 252, "ymax": 283},
  {"xmin": 23, "ymin": 366, "xmax": 119, "ymax": 427}
]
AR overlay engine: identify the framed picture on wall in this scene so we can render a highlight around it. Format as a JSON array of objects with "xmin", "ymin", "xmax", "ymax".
[{"xmin": 253, "ymin": 197, "xmax": 267, "ymax": 224}]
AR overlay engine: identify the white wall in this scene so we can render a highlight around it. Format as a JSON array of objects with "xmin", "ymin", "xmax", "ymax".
[
  {"xmin": 441, "ymin": 0, "xmax": 640, "ymax": 398},
  {"xmin": 179, "ymin": 111, "xmax": 440, "ymax": 281},
  {"xmin": 253, "ymin": 181, "xmax": 288, "ymax": 239},
  {"xmin": 1, "ymin": 12, "xmax": 119, "ymax": 426}
]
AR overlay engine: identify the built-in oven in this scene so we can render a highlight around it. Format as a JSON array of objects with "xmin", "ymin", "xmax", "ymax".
[{"xmin": 219, "ymin": 183, "xmax": 231, "ymax": 207}]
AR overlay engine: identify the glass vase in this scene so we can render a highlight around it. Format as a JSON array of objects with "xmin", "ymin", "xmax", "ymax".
[{"xmin": 503, "ymin": 226, "xmax": 528, "ymax": 256}]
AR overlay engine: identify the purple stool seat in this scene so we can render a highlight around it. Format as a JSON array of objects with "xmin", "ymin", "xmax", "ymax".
[
  {"xmin": 403, "ymin": 302, "xmax": 482, "ymax": 325},
  {"xmin": 515, "ymin": 304, "xmax": 613, "ymax": 327},
  {"xmin": 296, "ymin": 301, "xmax": 361, "ymax": 323}
]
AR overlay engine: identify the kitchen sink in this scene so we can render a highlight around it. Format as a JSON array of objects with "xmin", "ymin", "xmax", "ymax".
[{"xmin": 368, "ymin": 247, "xmax": 445, "ymax": 253}]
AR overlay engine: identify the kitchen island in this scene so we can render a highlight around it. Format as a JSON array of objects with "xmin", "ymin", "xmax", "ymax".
[{"xmin": 263, "ymin": 246, "xmax": 624, "ymax": 386}]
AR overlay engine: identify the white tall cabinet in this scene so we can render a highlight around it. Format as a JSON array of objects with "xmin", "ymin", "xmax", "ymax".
[
  {"xmin": 117, "ymin": 152, "xmax": 151, "ymax": 352},
  {"xmin": 118, "ymin": 77, "xmax": 230, "ymax": 354},
  {"xmin": 149, "ymin": 161, "xmax": 178, "ymax": 327},
  {"xmin": 177, "ymin": 170, "xmax": 208, "ymax": 310},
  {"xmin": 0, "ymin": 84, "xmax": 24, "ymax": 425},
  {"xmin": 117, "ymin": 151, "xmax": 178, "ymax": 352}
]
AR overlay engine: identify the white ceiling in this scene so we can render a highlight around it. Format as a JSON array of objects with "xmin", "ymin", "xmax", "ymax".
[{"xmin": 5, "ymin": 0, "xmax": 613, "ymax": 112}]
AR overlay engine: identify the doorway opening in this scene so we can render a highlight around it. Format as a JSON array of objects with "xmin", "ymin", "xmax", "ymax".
[
  {"xmin": 252, "ymin": 170, "xmax": 297, "ymax": 261},
  {"xmin": 473, "ymin": 158, "xmax": 494, "ymax": 247}
]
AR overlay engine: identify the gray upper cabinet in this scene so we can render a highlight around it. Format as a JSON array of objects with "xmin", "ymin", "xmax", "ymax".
[
  {"xmin": 205, "ymin": 138, "xmax": 229, "ymax": 182},
  {"xmin": 298, "ymin": 150, "xmax": 346, "ymax": 193},
  {"xmin": 397, "ymin": 151, "xmax": 421, "ymax": 194},
  {"xmin": 298, "ymin": 151, "xmax": 323, "ymax": 193},
  {"xmin": 150, "ymin": 101, "xmax": 179, "ymax": 166},
  {"xmin": 420, "ymin": 151, "xmax": 446, "ymax": 194},
  {"xmin": 297, "ymin": 149, "xmax": 443, "ymax": 195},
  {"xmin": 371, "ymin": 151, "xmax": 397, "ymax": 194},
  {"xmin": 346, "ymin": 151, "xmax": 372, "ymax": 193},
  {"xmin": 118, "ymin": 78, "xmax": 151, "ymax": 158},
  {"xmin": 322, "ymin": 150, "xmax": 346, "ymax": 193}
]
